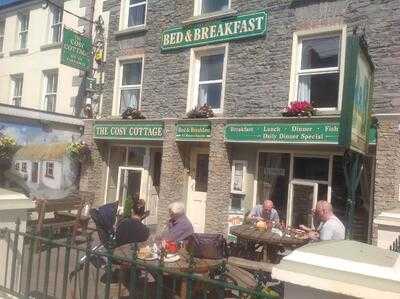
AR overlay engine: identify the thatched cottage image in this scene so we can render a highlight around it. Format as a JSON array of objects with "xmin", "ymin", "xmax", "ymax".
[{"xmin": 12, "ymin": 143, "xmax": 79, "ymax": 199}]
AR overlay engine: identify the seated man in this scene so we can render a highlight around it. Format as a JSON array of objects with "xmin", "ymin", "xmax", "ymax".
[
  {"xmin": 161, "ymin": 201, "xmax": 194, "ymax": 242},
  {"xmin": 300, "ymin": 200, "xmax": 345, "ymax": 241},
  {"xmin": 248, "ymin": 199, "xmax": 280, "ymax": 222},
  {"xmin": 116, "ymin": 199, "xmax": 150, "ymax": 246}
]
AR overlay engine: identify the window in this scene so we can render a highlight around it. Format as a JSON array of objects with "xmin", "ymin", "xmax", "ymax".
[
  {"xmin": 123, "ymin": 0, "xmax": 147, "ymax": 28},
  {"xmin": 21, "ymin": 162, "xmax": 27, "ymax": 172},
  {"xmin": 118, "ymin": 59, "xmax": 143, "ymax": 114},
  {"xmin": 0, "ymin": 20, "xmax": 5, "ymax": 53},
  {"xmin": 196, "ymin": 0, "xmax": 229, "ymax": 15},
  {"xmin": 231, "ymin": 160, "xmax": 247, "ymax": 194},
  {"xmin": 292, "ymin": 32, "xmax": 343, "ymax": 110},
  {"xmin": 18, "ymin": 14, "xmax": 29, "ymax": 49},
  {"xmin": 43, "ymin": 71, "xmax": 58, "ymax": 112},
  {"xmin": 189, "ymin": 46, "xmax": 227, "ymax": 113},
  {"xmin": 10, "ymin": 75, "xmax": 23, "ymax": 107},
  {"xmin": 15, "ymin": 163, "xmax": 20, "ymax": 171},
  {"xmin": 45, "ymin": 162, "xmax": 54, "ymax": 178},
  {"xmin": 49, "ymin": 6, "xmax": 63, "ymax": 43}
]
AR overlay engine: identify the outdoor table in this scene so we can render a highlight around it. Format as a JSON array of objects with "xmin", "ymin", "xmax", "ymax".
[
  {"xmin": 114, "ymin": 243, "xmax": 224, "ymax": 298},
  {"xmin": 230, "ymin": 224, "xmax": 309, "ymax": 263}
]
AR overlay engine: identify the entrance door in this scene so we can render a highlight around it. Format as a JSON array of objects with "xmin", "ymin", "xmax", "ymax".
[
  {"xmin": 288, "ymin": 180, "xmax": 318, "ymax": 228},
  {"xmin": 116, "ymin": 167, "xmax": 143, "ymax": 208},
  {"xmin": 187, "ymin": 149, "xmax": 209, "ymax": 233},
  {"xmin": 31, "ymin": 162, "xmax": 38, "ymax": 183}
]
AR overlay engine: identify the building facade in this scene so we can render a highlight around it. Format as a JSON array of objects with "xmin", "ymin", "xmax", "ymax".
[{"xmin": 80, "ymin": 0, "xmax": 400, "ymax": 242}]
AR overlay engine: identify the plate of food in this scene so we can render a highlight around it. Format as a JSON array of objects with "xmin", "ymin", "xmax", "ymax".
[
  {"xmin": 164, "ymin": 254, "xmax": 180, "ymax": 263},
  {"xmin": 138, "ymin": 246, "xmax": 158, "ymax": 261}
]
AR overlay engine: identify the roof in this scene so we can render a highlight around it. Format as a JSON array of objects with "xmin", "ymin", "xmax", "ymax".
[
  {"xmin": 272, "ymin": 240, "xmax": 400, "ymax": 299},
  {"xmin": 14, "ymin": 143, "xmax": 69, "ymax": 161}
]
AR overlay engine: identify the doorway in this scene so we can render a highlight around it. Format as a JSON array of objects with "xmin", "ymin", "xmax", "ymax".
[
  {"xmin": 187, "ymin": 148, "xmax": 209, "ymax": 233},
  {"xmin": 116, "ymin": 167, "xmax": 143, "ymax": 207}
]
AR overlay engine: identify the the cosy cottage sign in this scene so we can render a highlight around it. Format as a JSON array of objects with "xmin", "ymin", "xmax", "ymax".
[
  {"xmin": 94, "ymin": 121, "xmax": 164, "ymax": 140},
  {"xmin": 161, "ymin": 10, "xmax": 268, "ymax": 51}
]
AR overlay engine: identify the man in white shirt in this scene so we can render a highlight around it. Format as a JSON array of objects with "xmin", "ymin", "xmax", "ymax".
[{"xmin": 300, "ymin": 200, "xmax": 345, "ymax": 241}]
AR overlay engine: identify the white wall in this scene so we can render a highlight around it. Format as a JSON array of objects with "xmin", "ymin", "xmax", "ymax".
[
  {"xmin": 0, "ymin": 0, "xmax": 86, "ymax": 115},
  {"xmin": 41, "ymin": 160, "xmax": 62, "ymax": 189}
]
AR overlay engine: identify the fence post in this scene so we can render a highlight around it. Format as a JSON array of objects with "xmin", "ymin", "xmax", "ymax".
[{"xmin": 9, "ymin": 218, "xmax": 21, "ymax": 291}]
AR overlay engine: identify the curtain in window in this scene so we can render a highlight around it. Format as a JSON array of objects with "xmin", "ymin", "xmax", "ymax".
[
  {"xmin": 202, "ymin": 0, "xmax": 229, "ymax": 13},
  {"xmin": 128, "ymin": 3, "xmax": 146, "ymax": 27},
  {"xmin": 120, "ymin": 89, "xmax": 140, "ymax": 113},
  {"xmin": 297, "ymin": 76, "xmax": 311, "ymax": 102}
]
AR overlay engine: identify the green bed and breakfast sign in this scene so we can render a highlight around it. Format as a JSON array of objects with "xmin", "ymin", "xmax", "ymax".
[
  {"xmin": 93, "ymin": 122, "xmax": 164, "ymax": 140},
  {"xmin": 161, "ymin": 10, "xmax": 268, "ymax": 51},
  {"xmin": 225, "ymin": 122, "xmax": 340, "ymax": 144},
  {"xmin": 176, "ymin": 122, "xmax": 211, "ymax": 141},
  {"xmin": 61, "ymin": 28, "xmax": 93, "ymax": 71}
]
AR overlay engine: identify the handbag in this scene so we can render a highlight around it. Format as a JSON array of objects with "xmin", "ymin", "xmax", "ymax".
[{"xmin": 186, "ymin": 233, "xmax": 227, "ymax": 259}]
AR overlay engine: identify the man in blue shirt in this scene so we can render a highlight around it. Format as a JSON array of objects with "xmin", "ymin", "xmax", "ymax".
[{"xmin": 248, "ymin": 199, "xmax": 280, "ymax": 222}]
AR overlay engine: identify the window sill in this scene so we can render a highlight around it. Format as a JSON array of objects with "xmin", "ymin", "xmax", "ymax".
[
  {"xmin": 115, "ymin": 25, "xmax": 147, "ymax": 38},
  {"xmin": 9, "ymin": 48, "xmax": 28, "ymax": 56},
  {"xmin": 40, "ymin": 42, "xmax": 62, "ymax": 51},
  {"xmin": 182, "ymin": 9, "xmax": 238, "ymax": 25}
]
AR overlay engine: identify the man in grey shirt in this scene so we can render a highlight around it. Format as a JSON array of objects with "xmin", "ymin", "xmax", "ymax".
[
  {"xmin": 300, "ymin": 201, "xmax": 345, "ymax": 241},
  {"xmin": 248, "ymin": 199, "xmax": 280, "ymax": 222}
]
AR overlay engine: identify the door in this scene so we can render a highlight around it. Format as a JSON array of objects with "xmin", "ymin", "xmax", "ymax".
[
  {"xmin": 288, "ymin": 180, "xmax": 318, "ymax": 228},
  {"xmin": 116, "ymin": 167, "xmax": 143, "ymax": 209},
  {"xmin": 31, "ymin": 162, "xmax": 38, "ymax": 183},
  {"xmin": 187, "ymin": 149, "xmax": 209, "ymax": 233},
  {"xmin": 145, "ymin": 150, "xmax": 162, "ymax": 225}
]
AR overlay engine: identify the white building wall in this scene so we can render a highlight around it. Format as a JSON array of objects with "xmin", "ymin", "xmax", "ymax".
[
  {"xmin": 41, "ymin": 160, "xmax": 62, "ymax": 189},
  {"xmin": 0, "ymin": 0, "xmax": 86, "ymax": 115}
]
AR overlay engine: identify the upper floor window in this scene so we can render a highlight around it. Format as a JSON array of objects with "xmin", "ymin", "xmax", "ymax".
[
  {"xmin": 195, "ymin": 0, "xmax": 230, "ymax": 15},
  {"xmin": 43, "ymin": 71, "xmax": 58, "ymax": 112},
  {"xmin": 292, "ymin": 32, "xmax": 343, "ymax": 110},
  {"xmin": 188, "ymin": 45, "xmax": 227, "ymax": 114},
  {"xmin": 10, "ymin": 75, "xmax": 23, "ymax": 107},
  {"xmin": 123, "ymin": 0, "xmax": 147, "ymax": 29},
  {"xmin": 118, "ymin": 59, "xmax": 143, "ymax": 114},
  {"xmin": 0, "ymin": 20, "xmax": 5, "ymax": 53},
  {"xmin": 45, "ymin": 162, "xmax": 54, "ymax": 178},
  {"xmin": 49, "ymin": 6, "xmax": 63, "ymax": 43},
  {"xmin": 18, "ymin": 14, "xmax": 29, "ymax": 49}
]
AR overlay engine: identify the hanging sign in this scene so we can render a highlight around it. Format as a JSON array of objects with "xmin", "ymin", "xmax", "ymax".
[
  {"xmin": 225, "ymin": 122, "xmax": 340, "ymax": 144},
  {"xmin": 176, "ymin": 122, "xmax": 211, "ymax": 141},
  {"xmin": 85, "ymin": 77, "xmax": 96, "ymax": 92},
  {"xmin": 94, "ymin": 121, "xmax": 164, "ymax": 140},
  {"xmin": 161, "ymin": 10, "xmax": 268, "ymax": 51},
  {"xmin": 61, "ymin": 28, "xmax": 93, "ymax": 71}
]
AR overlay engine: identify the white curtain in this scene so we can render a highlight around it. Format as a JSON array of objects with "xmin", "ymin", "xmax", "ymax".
[
  {"xmin": 120, "ymin": 89, "xmax": 139, "ymax": 113},
  {"xmin": 297, "ymin": 76, "xmax": 311, "ymax": 102}
]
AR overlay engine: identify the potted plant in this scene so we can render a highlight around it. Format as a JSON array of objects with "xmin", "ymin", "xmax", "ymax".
[
  {"xmin": 66, "ymin": 141, "xmax": 91, "ymax": 163},
  {"xmin": 121, "ymin": 107, "xmax": 146, "ymax": 119},
  {"xmin": 282, "ymin": 101, "xmax": 315, "ymax": 117},
  {"xmin": 186, "ymin": 104, "xmax": 215, "ymax": 119},
  {"xmin": 0, "ymin": 134, "xmax": 17, "ymax": 162}
]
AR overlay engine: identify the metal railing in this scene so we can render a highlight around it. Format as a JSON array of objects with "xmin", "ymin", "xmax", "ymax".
[{"xmin": 0, "ymin": 220, "xmax": 277, "ymax": 299}]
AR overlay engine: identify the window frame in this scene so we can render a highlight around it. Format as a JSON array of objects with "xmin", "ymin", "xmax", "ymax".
[
  {"xmin": 15, "ymin": 162, "xmax": 20, "ymax": 171},
  {"xmin": 21, "ymin": 162, "xmax": 27, "ymax": 173},
  {"xmin": 10, "ymin": 74, "xmax": 23, "ymax": 107},
  {"xmin": 121, "ymin": 0, "xmax": 147, "ymax": 30},
  {"xmin": 18, "ymin": 13, "xmax": 29, "ymax": 50},
  {"xmin": 113, "ymin": 55, "xmax": 144, "ymax": 115},
  {"xmin": 45, "ymin": 161, "xmax": 54, "ymax": 178},
  {"xmin": 231, "ymin": 160, "xmax": 247, "ymax": 194},
  {"xmin": 0, "ymin": 19, "xmax": 5, "ymax": 53},
  {"xmin": 194, "ymin": 0, "xmax": 231, "ymax": 16},
  {"xmin": 187, "ymin": 44, "xmax": 228, "ymax": 115},
  {"xmin": 288, "ymin": 26, "xmax": 347, "ymax": 113},
  {"xmin": 49, "ymin": 6, "xmax": 63, "ymax": 43},
  {"xmin": 42, "ymin": 70, "xmax": 58, "ymax": 112}
]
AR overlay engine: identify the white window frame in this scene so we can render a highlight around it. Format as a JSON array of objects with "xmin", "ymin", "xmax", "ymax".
[
  {"xmin": 42, "ymin": 70, "xmax": 58, "ymax": 112},
  {"xmin": 0, "ymin": 19, "xmax": 5, "ymax": 53},
  {"xmin": 15, "ymin": 162, "xmax": 20, "ymax": 171},
  {"xmin": 120, "ymin": 0, "xmax": 147, "ymax": 30},
  {"xmin": 18, "ymin": 13, "xmax": 29, "ymax": 50},
  {"xmin": 187, "ymin": 43, "xmax": 228, "ymax": 115},
  {"xmin": 288, "ymin": 25, "xmax": 347, "ymax": 113},
  {"xmin": 231, "ymin": 160, "xmax": 247, "ymax": 194},
  {"xmin": 194, "ymin": 0, "xmax": 231, "ymax": 16},
  {"xmin": 112, "ymin": 55, "xmax": 144, "ymax": 115},
  {"xmin": 21, "ymin": 162, "xmax": 27, "ymax": 173},
  {"xmin": 45, "ymin": 161, "xmax": 54, "ymax": 178},
  {"xmin": 49, "ymin": 6, "xmax": 63, "ymax": 43},
  {"xmin": 10, "ymin": 74, "xmax": 23, "ymax": 107}
]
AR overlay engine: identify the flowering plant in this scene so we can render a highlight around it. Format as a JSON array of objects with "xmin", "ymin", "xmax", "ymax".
[
  {"xmin": 121, "ymin": 107, "xmax": 146, "ymax": 120},
  {"xmin": 282, "ymin": 101, "xmax": 315, "ymax": 117},
  {"xmin": 0, "ymin": 134, "xmax": 17, "ymax": 161},
  {"xmin": 67, "ymin": 141, "xmax": 91, "ymax": 162},
  {"xmin": 186, "ymin": 104, "xmax": 215, "ymax": 119}
]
